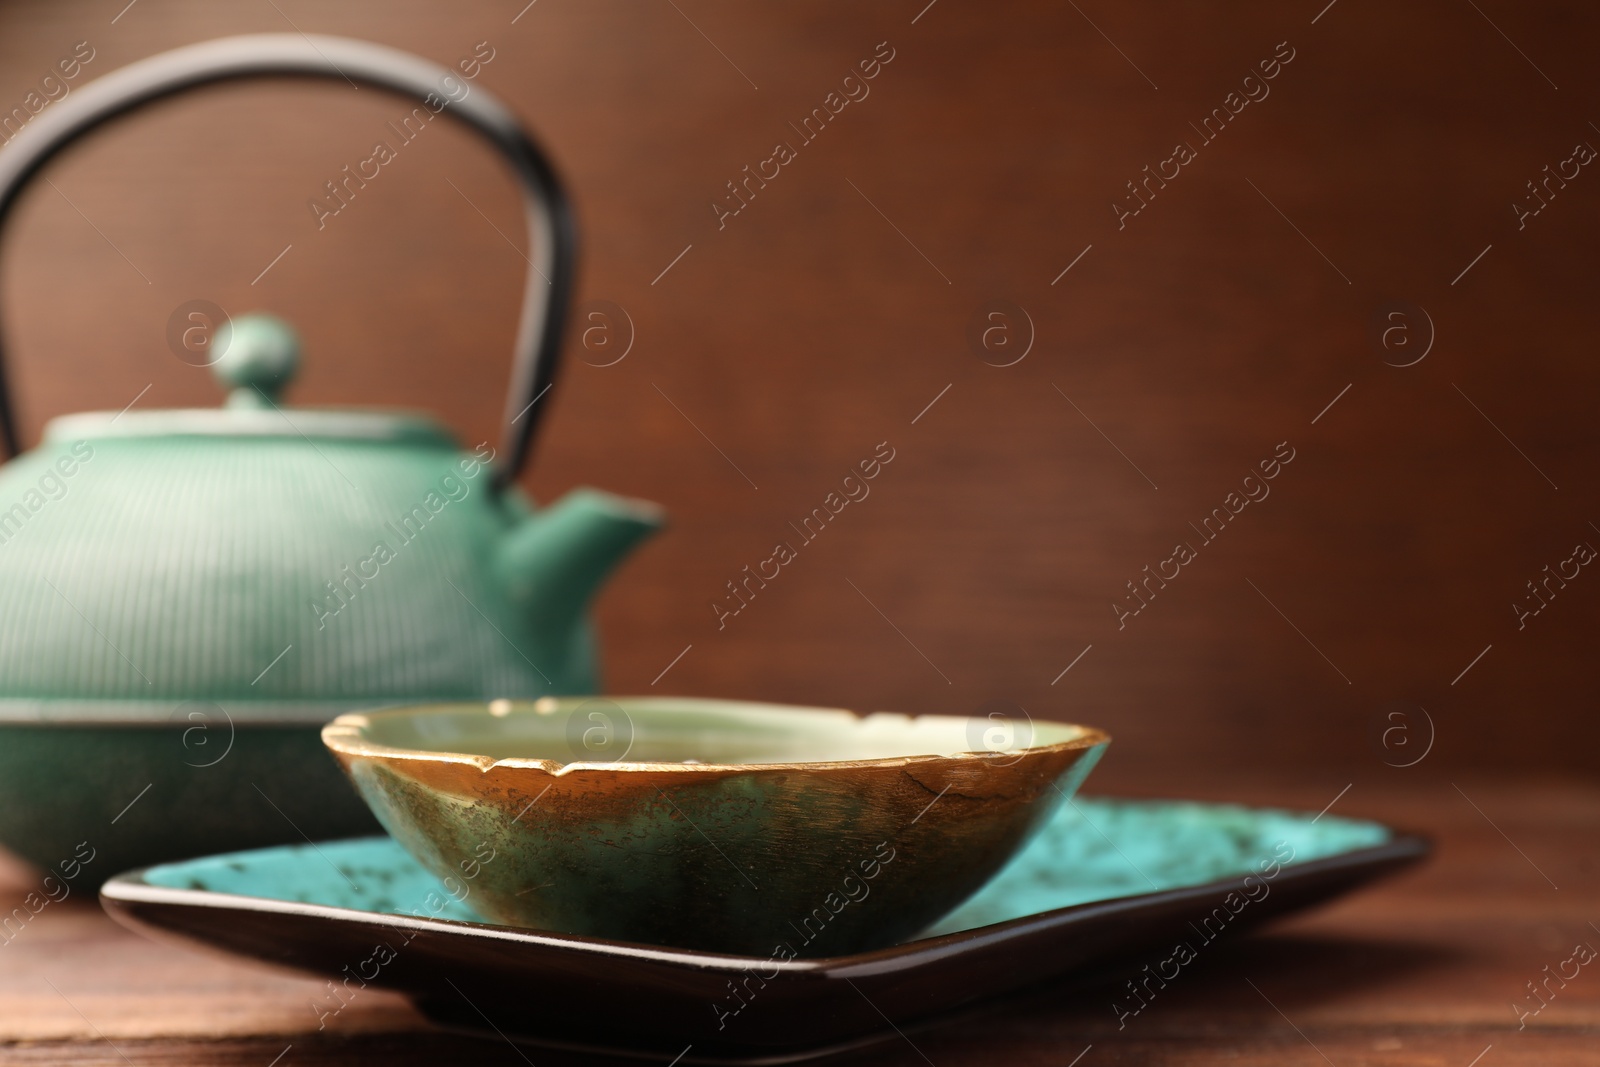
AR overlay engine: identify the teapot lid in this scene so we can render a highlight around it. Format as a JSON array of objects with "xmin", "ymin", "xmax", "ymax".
[{"xmin": 42, "ymin": 315, "xmax": 455, "ymax": 448}]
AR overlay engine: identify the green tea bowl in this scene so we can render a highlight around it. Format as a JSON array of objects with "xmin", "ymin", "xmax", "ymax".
[{"xmin": 322, "ymin": 697, "xmax": 1109, "ymax": 956}]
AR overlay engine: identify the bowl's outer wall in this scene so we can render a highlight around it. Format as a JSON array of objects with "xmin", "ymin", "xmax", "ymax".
[
  {"xmin": 332, "ymin": 739, "xmax": 1106, "ymax": 956},
  {"xmin": 0, "ymin": 724, "xmax": 379, "ymax": 883}
]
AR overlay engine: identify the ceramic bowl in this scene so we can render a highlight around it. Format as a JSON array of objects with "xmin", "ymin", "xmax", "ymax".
[{"xmin": 322, "ymin": 697, "xmax": 1109, "ymax": 956}]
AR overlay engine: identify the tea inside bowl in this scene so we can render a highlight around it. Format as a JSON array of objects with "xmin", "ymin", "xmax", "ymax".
[{"xmin": 354, "ymin": 696, "xmax": 1096, "ymax": 767}]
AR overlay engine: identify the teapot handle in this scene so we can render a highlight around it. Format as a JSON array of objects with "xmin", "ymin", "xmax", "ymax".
[{"xmin": 0, "ymin": 34, "xmax": 575, "ymax": 491}]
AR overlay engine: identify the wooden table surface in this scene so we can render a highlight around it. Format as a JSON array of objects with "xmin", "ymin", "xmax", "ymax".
[{"xmin": 2, "ymin": 774, "xmax": 1594, "ymax": 1066}]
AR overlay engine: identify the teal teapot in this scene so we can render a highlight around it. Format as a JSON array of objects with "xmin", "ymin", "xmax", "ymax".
[{"xmin": 0, "ymin": 35, "xmax": 660, "ymax": 880}]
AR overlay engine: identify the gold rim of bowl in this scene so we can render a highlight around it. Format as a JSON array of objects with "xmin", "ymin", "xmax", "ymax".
[{"xmin": 321, "ymin": 696, "xmax": 1111, "ymax": 777}]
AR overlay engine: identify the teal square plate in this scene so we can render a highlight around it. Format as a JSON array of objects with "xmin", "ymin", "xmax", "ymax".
[{"xmin": 100, "ymin": 797, "xmax": 1427, "ymax": 1063}]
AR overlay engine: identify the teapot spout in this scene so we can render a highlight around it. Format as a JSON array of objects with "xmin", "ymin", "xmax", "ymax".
[{"xmin": 496, "ymin": 488, "xmax": 663, "ymax": 639}]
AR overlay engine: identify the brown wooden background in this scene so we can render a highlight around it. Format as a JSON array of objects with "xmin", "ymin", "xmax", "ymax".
[{"xmin": 1, "ymin": 0, "xmax": 1595, "ymax": 781}]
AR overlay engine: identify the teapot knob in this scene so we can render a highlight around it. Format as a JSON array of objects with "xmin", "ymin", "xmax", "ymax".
[{"xmin": 212, "ymin": 313, "xmax": 300, "ymax": 408}]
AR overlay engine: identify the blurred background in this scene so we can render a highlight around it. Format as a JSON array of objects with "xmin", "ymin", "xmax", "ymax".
[{"xmin": 0, "ymin": 0, "xmax": 1594, "ymax": 788}]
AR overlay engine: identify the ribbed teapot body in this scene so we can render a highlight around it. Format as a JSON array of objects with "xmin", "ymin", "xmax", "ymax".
[{"xmin": 0, "ymin": 427, "xmax": 584, "ymax": 718}]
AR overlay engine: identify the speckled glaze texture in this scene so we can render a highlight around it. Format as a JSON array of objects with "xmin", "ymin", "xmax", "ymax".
[
  {"xmin": 131, "ymin": 797, "xmax": 1396, "ymax": 933},
  {"xmin": 323, "ymin": 699, "xmax": 1109, "ymax": 956},
  {"xmin": 106, "ymin": 798, "xmax": 1423, "ymax": 1061}
]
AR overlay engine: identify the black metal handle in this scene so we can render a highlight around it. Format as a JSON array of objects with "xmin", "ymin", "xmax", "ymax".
[{"xmin": 0, "ymin": 33, "xmax": 576, "ymax": 491}]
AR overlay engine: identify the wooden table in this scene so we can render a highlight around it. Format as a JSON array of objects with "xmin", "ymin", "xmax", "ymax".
[{"xmin": 1, "ymin": 775, "xmax": 1593, "ymax": 1065}]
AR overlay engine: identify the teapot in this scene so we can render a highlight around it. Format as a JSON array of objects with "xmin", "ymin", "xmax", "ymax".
[{"xmin": 0, "ymin": 34, "xmax": 660, "ymax": 879}]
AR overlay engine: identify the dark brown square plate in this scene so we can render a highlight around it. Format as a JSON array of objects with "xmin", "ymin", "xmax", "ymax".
[{"xmin": 100, "ymin": 796, "xmax": 1427, "ymax": 1063}]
